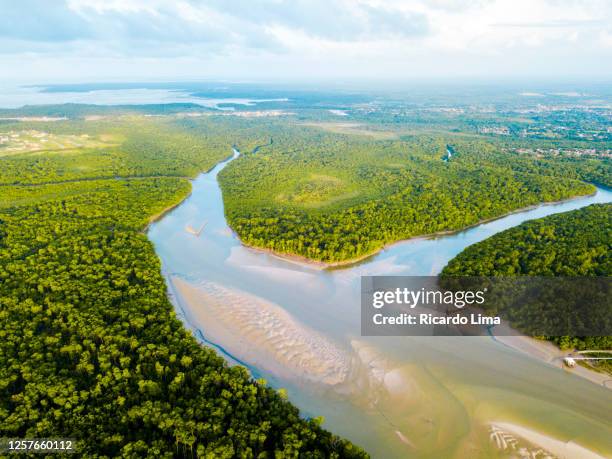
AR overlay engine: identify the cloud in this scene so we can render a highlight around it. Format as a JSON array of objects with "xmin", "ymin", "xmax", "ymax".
[
  {"xmin": 0, "ymin": 0, "xmax": 91, "ymax": 42},
  {"xmin": 493, "ymin": 19, "xmax": 605, "ymax": 28},
  {"xmin": 359, "ymin": 5, "xmax": 429, "ymax": 38},
  {"xmin": 0, "ymin": 0, "xmax": 429, "ymax": 53},
  {"xmin": 0, "ymin": 0, "xmax": 610, "ymax": 80}
]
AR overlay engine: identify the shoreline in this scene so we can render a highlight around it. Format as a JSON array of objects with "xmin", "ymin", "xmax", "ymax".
[
  {"xmin": 148, "ymin": 153, "xmax": 609, "ymax": 392},
  {"xmin": 489, "ymin": 422, "xmax": 606, "ymax": 459},
  {"xmin": 143, "ymin": 190, "xmax": 193, "ymax": 232},
  {"xmin": 168, "ymin": 275, "xmax": 353, "ymax": 386},
  {"xmin": 232, "ymin": 188, "xmax": 598, "ymax": 270},
  {"xmin": 490, "ymin": 334, "xmax": 612, "ymax": 389},
  {"xmin": 143, "ymin": 152, "xmax": 236, "ymax": 233},
  {"xmin": 146, "ymin": 145, "xmax": 599, "ymax": 270}
]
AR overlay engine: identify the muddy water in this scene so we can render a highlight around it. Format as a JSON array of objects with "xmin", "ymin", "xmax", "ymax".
[{"xmin": 149, "ymin": 150, "xmax": 612, "ymax": 458}]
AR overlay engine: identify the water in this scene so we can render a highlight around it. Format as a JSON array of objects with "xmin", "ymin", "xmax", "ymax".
[
  {"xmin": 149, "ymin": 151, "xmax": 612, "ymax": 458},
  {"xmin": 0, "ymin": 84, "xmax": 287, "ymax": 109}
]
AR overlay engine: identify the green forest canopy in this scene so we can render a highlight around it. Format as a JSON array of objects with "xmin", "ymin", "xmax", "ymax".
[
  {"xmin": 1, "ymin": 108, "xmax": 610, "ymax": 454},
  {"xmin": 0, "ymin": 115, "xmax": 366, "ymax": 458},
  {"xmin": 442, "ymin": 203, "xmax": 611, "ymax": 358},
  {"xmin": 219, "ymin": 123, "xmax": 606, "ymax": 263}
]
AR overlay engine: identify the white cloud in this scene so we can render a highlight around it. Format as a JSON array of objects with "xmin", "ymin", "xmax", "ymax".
[{"xmin": 0, "ymin": 0, "xmax": 610, "ymax": 81}]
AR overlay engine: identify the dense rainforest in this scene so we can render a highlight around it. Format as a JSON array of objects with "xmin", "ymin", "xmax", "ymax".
[
  {"xmin": 1, "ymin": 104, "xmax": 609, "ymax": 454},
  {"xmin": 442, "ymin": 204, "xmax": 611, "ymax": 371},
  {"xmin": 218, "ymin": 123, "xmax": 606, "ymax": 263},
  {"xmin": 0, "ymin": 116, "xmax": 367, "ymax": 458}
]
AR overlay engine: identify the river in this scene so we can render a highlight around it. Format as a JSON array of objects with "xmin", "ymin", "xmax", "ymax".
[{"xmin": 149, "ymin": 150, "xmax": 612, "ymax": 459}]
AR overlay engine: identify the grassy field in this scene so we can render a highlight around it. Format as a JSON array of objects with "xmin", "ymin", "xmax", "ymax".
[
  {"xmin": 300, "ymin": 122, "xmax": 399, "ymax": 139},
  {"xmin": 0, "ymin": 129, "xmax": 119, "ymax": 157}
]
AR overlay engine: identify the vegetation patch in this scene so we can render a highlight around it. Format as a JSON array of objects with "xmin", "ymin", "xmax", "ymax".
[
  {"xmin": 301, "ymin": 122, "xmax": 399, "ymax": 139},
  {"xmin": 442, "ymin": 203, "xmax": 611, "ymax": 369},
  {"xmin": 0, "ymin": 129, "xmax": 117, "ymax": 157},
  {"xmin": 0, "ymin": 113, "xmax": 366, "ymax": 458},
  {"xmin": 277, "ymin": 174, "xmax": 359, "ymax": 207},
  {"xmin": 220, "ymin": 126, "xmax": 602, "ymax": 263}
]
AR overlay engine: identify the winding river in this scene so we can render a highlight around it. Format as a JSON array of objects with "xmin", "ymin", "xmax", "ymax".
[{"xmin": 149, "ymin": 150, "xmax": 612, "ymax": 459}]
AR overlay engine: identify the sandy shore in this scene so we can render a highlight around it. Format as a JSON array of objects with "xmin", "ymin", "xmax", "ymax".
[
  {"xmin": 238, "ymin": 243, "xmax": 380, "ymax": 270},
  {"xmin": 491, "ymin": 334, "xmax": 611, "ymax": 389},
  {"xmin": 166, "ymin": 276, "xmax": 612, "ymax": 457},
  {"xmin": 170, "ymin": 276, "xmax": 353, "ymax": 386},
  {"xmin": 490, "ymin": 421, "xmax": 607, "ymax": 459},
  {"xmin": 168, "ymin": 277, "xmax": 463, "ymax": 452}
]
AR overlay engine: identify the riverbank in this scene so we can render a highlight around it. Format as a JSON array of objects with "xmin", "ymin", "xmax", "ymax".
[
  {"xmin": 491, "ymin": 334, "xmax": 612, "ymax": 389},
  {"xmin": 169, "ymin": 275, "xmax": 353, "ymax": 386},
  {"xmin": 489, "ymin": 422, "xmax": 606, "ymax": 459},
  {"xmin": 168, "ymin": 274, "xmax": 612, "ymax": 458},
  {"xmin": 147, "ymin": 145, "xmax": 597, "ymax": 269},
  {"xmin": 232, "ymin": 188, "xmax": 598, "ymax": 270},
  {"xmin": 149, "ymin": 148, "xmax": 612, "ymax": 458},
  {"xmin": 144, "ymin": 189, "xmax": 192, "ymax": 232},
  {"xmin": 143, "ymin": 152, "xmax": 237, "ymax": 232}
]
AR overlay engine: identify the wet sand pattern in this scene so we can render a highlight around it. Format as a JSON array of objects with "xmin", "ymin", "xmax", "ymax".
[{"xmin": 172, "ymin": 277, "xmax": 351, "ymax": 386}]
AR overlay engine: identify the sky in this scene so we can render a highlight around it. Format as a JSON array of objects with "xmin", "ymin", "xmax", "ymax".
[{"xmin": 0, "ymin": 0, "xmax": 611, "ymax": 83}]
